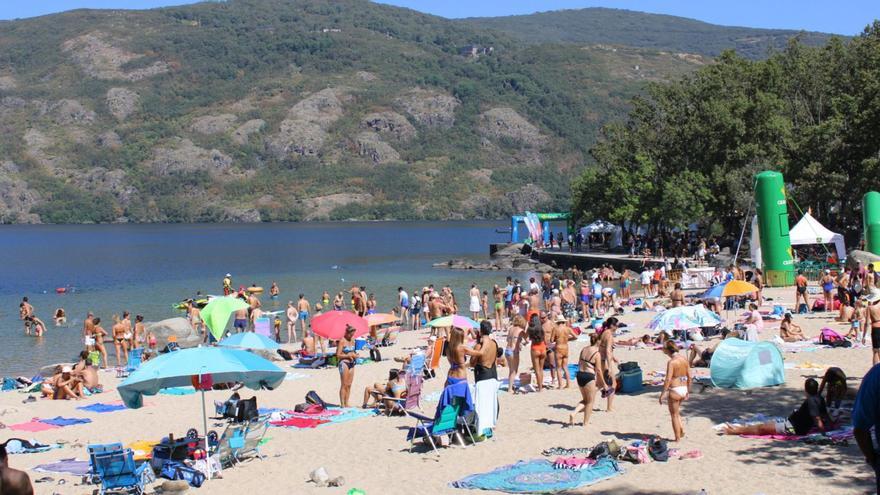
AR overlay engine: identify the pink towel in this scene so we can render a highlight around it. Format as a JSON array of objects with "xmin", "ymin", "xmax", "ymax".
[{"xmin": 9, "ymin": 419, "xmax": 61, "ymax": 432}]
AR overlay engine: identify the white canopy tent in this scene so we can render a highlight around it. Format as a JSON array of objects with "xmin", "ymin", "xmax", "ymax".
[
  {"xmin": 789, "ymin": 212, "xmax": 846, "ymax": 261},
  {"xmin": 579, "ymin": 220, "xmax": 623, "ymax": 248}
]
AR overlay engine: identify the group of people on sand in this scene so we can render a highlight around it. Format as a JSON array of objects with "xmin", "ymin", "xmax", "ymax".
[{"xmin": 40, "ymin": 351, "xmax": 102, "ymax": 400}]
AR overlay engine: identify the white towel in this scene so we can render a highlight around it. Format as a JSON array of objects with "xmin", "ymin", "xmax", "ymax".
[{"xmin": 474, "ymin": 379, "xmax": 500, "ymax": 435}]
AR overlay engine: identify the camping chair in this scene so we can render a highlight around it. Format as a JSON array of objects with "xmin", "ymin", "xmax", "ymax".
[
  {"xmin": 92, "ymin": 448, "xmax": 149, "ymax": 495},
  {"xmin": 117, "ymin": 348, "xmax": 144, "ymax": 378},
  {"xmin": 405, "ymin": 397, "xmax": 475, "ymax": 455},
  {"xmin": 381, "ymin": 369, "xmax": 424, "ymax": 415},
  {"xmin": 87, "ymin": 442, "xmax": 123, "ymax": 484},
  {"xmin": 379, "ymin": 326, "xmax": 400, "ymax": 346},
  {"xmin": 234, "ymin": 415, "xmax": 270, "ymax": 464},
  {"xmin": 211, "ymin": 422, "xmax": 248, "ymax": 468},
  {"xmin": 427, "ymin": 338, "xmax": 444, "ymax": 379}
]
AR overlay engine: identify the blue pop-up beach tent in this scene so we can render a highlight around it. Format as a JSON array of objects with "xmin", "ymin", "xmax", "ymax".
[{"xmin": 709, "ymin": 338, "xmax": 785, "ymax": 389}]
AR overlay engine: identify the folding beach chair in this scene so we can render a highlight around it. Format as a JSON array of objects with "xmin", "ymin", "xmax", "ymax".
[
  {"xmin": 405, "ymin": 397, "xmax": 474, "ymax": 455},
  {"xmin": 117, "ymin": 348, "xmax": 144, "ymax": 378},
  {"xmin": 87, "ymin": 442, "xmax": 123, "ymax": 484},
  {"xmin": 427, "ymin": 338, "xmax": 444, "ymax": 379},
  {"xmin": 382, "ymin": 363, "xmax": 424, "ymax": 414},
  {"xmin": 234, "ymin": 415, "xmax": 270, "ymax": 464},
  {"xmin": 211, "ymin": 422, "xmax": 248, "ymax": 468},
  {"xmin": 93, "ymin": 448, "xmax": 149, "ymax": 495}
]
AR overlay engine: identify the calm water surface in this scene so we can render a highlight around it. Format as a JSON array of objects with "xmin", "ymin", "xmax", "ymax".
[{"xmin": 0, "ymin": 221, "xmax": 516, "ymax": 375}]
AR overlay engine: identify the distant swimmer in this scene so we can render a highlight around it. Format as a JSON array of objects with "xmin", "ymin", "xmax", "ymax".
[
  {"xmin": 30, "ymin": 316, "xmax": 47, "ymax": 337},
  {"xmin": 54, "ymin": 308, "xmax": 66, "ymax": 326},
  {"xmin": 270, "ymin": 282, "xmax": 280, "ymax": 299},
  {"xmin": 223, "ymin": 273, "xmax": 233, "ymax": 296}
]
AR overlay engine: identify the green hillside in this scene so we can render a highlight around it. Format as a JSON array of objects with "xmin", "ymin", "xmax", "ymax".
[
  {"xmin": 460, "ymin": 7, "xmax": 836, "ymax": 59},
  {"xmin": 0, "ymin": 0, "xmax": 784, "ymax": 223}
]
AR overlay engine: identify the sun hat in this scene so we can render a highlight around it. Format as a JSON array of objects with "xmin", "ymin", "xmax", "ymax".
[
  {"xmin": 554, "ymin": 314, "xmax": 566, "ymax": 323},
  {"xmin": 61, "ymin": 366, "xmax": 72, "ymax": 373},
  {"xmin": 866, "ymin": 292, "xmax": 880, "ymax": 304},
  {"xmin": 226, "ymin": 273, "xmax": 231, "ymax": 277}
]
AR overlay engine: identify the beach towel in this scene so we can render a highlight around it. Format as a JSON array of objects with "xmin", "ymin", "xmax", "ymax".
[
  {"xmin": 159, "ymin": 387, "xmax": 196, "ymax": 396},
  {"xmin": 451, "ymin": 458, "xmax": 622, "ymax": 493},
  {"xmin": 740, "ymin": 425, "xmax": 854, "ymax": 444},
  {"xmin": 33, "ymin": 458, "xmax": 91, "ymax": 476},
  {"xmin": 127, "ymin": 440, "xmax": 159, "ymax": 461},
  {"xmin": 38, "ymin": 416, "xmax": 92, "ymax": 427},
  {"xmin": 552, "ymin": 457, "xmax": 596, "ymax": 470},
  {"xmin": 474, "ymin": 379, "xmax": 500, "ymax": 435},
  {"xmin": 269, "ymin": 417, "xmax": 329, "ymax": 428},
  {"xmin": 3, "ymin": 438, "xmax": 62, "ymax": 454},
  {"xmin": 8, "ymin": 419, "xmax": 61, "ymax": 432},
  {"xmin": 77, "ymin": 402, "xmax": 126, "ymax": 413}
]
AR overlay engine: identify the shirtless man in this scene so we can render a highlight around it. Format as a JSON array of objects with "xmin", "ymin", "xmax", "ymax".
[
  {"xmin": 670, "ymin": 283, "xmax": 685, "ymax": 308},
  {"xmin": 247, "ymin": 291, "xmax": 262, "ymax": 330},
  {"xmin": 111, "ymin": 316, "xmax": 129, "ymax": 366},
  {"xmin": 428, "ymin": 293, "xmax": 448, "ymax": 339},
  {"xmin": 82, "ymin": 312, "xmax": 95, "ymax": 351},
  {"xmin": 72, "ymin": 350, "xmax": 100, "ymax": 391},
  {"xmin": 561, "ymin": 281, "xmax": 577, "ymax": 324},
  {"xmin": 270, "ymin": 281, "xmax": 280, "ymax": 300},
  {"xmin": 187, "ymin": 300, "xmax": 204, "ymax": 335},
  {"xmin": 233, "ymin": 308, "xmax": 248, "ymax": 334},
  {"xmin": 92, "ymin": 317, "xmax": 109, "ymax": 369},
  {"xmin": 19, "ymin": 297, "xmax": 33, "ymax": 335},
  {"xmin": 297, "ymin": 294, "xmax": 311, "ymax": 337},
  {"xmin": 551, "ymin": 315, "xmax": 577, "ymax": 389},
  {"xmin": 866, "ymin": 294, "xmax": 880, "ymax": 365},
  {"xmin": 286, "ymin": 301, "xmax": 298, "ymax": 343},
  {"xmin": 795, "ymin": 270, "xmax": 810, "ymax": 312},
  {"xmin": 0, "ymin": 441, "xmax": 34, "ymax": 495}
]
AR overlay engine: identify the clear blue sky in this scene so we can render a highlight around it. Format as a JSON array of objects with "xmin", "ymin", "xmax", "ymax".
[{"xmin": 0, "ymin": 0, "xmax": 876, "ymax": 35}]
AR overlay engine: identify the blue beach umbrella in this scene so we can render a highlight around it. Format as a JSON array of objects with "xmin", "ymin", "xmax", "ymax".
[
  {"xmin": 647, "ymin": 308, "xmax": 704, "ymax": 333},
  {"xmin": 218, "ymin": 332, "xmax": 280, "ymax": 351},
  {"xmin": 700, "ymin": 282, "xmax": 727, "ymax": 300},
  {"xmin": 118, "ymin": 347, "xmax": 285, "ymax": 480}
]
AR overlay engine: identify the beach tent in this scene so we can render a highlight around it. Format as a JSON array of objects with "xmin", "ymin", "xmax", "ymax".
[
  {"xmin": 788, "ymin": 212, "xmax": 846, "ymax": 261},
  {"xmin": 579, "ymin": 220, "xmax": 617, "ymax": 235},
  {"xmin": 709, "ymin": 338, "xmax": 784, "ymax": 389}
]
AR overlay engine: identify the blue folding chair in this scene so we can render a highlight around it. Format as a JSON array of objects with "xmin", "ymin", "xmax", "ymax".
[
  {"xmin": 118, "ymin": 348, "xmax": 144, "ymax": 378},
  {"xmin": 93, "ymin": 448, "xmax": 148, "ymax": 494},
  {"xmin": 87, "ymin": 443, "xmax": 123, "ymax": 484}
]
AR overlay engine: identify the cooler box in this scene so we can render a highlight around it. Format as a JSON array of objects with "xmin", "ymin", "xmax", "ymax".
[
  {"xmin": 618, "ymin": 368, "xmax": 643, "ymax": 394},
  {"xmin": 354, "ymin": 338, "xmax": 367, "ymax": 351}
]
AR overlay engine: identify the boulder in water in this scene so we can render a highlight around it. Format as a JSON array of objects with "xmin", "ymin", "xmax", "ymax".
[{"xmin": 144, "ymin": 317, "xmax": 202, "ymax": 349}]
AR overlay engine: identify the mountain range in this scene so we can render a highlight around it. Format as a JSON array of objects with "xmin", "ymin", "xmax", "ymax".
[{"xmin": 0, "ymin": 0, "xmax": 839, "ymax": 223}]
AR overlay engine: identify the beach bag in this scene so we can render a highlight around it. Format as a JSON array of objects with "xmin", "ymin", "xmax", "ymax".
[
  {"xmin": 162, "ymin": 461, "xmax": 206, "ymax": 488},
  {"xmin": 812, "ymin": 299, "xmax": 825, "ymax": 311},
  {"xmin": 277, "ymin": 349, "xmax": 293, "ymax": 361},
  {"xmin": 820, "ymin": 328, "xmax": 844, "ymax": 344},
  {"xmin": 235, "ymin": 397, "xmax": 258, "ymax": 422},
  {"xmin": 797, "ymin": 303, "xmax": 809, "ymax": 314},
  {"xmin": 648, "ymin": 437, "xmax": 669, "ymax": 462},
  {"xmin": 294, "ymin": 403, "xmax": 325, "ymax": 414},
  {"xmin": 306, "ymin": 390, "xmax": 328, "ymax": 409}
]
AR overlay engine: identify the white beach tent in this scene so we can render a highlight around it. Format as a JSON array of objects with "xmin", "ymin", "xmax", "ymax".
[
  {"xmin": 579, "ymin": 220, "xmax": 622, "ymax": 248},
  {"xmin": 788, "ymin": 212, "xmax": 846, "ymax": 261}
]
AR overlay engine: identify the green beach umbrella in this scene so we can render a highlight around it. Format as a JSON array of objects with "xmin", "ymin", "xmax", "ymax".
[{"xmin": 201, "ymin": 296, "xmax": 249, "ymax": 341}]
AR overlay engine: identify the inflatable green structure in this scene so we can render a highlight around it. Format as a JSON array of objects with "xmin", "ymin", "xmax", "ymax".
[
  {"xmin": 755, "ymin": 171, "xmax": 795, "ymax": 286},
  {"xmin": 864, "ymin": 191, "xmax": 880, "ymax": 256}
]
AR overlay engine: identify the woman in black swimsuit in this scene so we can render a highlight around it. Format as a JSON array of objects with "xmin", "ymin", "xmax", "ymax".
[{"xmin": 569, "ymin": 333, "xmax": 607, "ymax": 428}]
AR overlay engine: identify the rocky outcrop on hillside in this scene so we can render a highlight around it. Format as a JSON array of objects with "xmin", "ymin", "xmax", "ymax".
[
  {"xmin": 479, "ymin": 107, "xmax": 546, "ymax": 147},
  {"xmin": 62, "ymin": 32, "xmax": 170, "ymax": 81},
  {"xmin": 355, "ymin": 132, "xmax": 401, "ymax": 164},
  {"xmin": 191, "ymin": 114, "xmax": 237, "ymax": 135},
  {"xmin": 148, "ymin": 138, "xmax": 232, "ymax": 177},
  {"xmin": 106, "ymin": 88, "xmax": 139, "ymax": 121},
  {"xmin": 61, "ymin": 167, "xmax": 137, "ymax": 205},
  {"xmin": 231, "ymin": 119, "xmax": 266, "ymax": 145},
  {"xmin": 360, "ymin": 111, "xmax": 416, "ymax": 142},
  {"xmin": 0, "ymin": 75, "xmax": 16, "ymax": 91},
  {"xmin": 51, "ymin": 99, "xmax": 96, "ymax": 125},
  {"xmin": 396, "ymin": 88, "xmax": 459, "ymax": 128},
  {"xmin": 219, "ymin": 207, "xmax": 262, "ymax": 223},
  {"xmin": 267, "ymin": 88, "xmax": 349, "ymax": 159},
  {"xmin": 300, "ymin": 192, "xmax": 373, "ymax": 220},
  {"xmin": 507, "ymin": 183, "xmax": 551, "ymax": 212},
  {"xmin": 96, "ymin": 131, "xmax": 122, "ymax": 149},
  {"xmin": 0, "ymin": 161, "xmax": 41, "ymax": 224}
]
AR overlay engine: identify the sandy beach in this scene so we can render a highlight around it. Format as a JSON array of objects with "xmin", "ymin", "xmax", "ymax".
[{"xmin": 1, "ymin": 286, "xmax": 876, "ymax": 495}]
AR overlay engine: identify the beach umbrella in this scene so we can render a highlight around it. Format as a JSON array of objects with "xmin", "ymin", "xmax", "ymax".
[
  {"xmin": 201, "ymin": 296, "xmax": 249, "ymax": 341},
  {"xmin": 218, "ymin": 332, "xmax": 280, "ymax": 351},
  {"xmin": 365, "ymin": 313, "xmax": 399, "ymax": 327},
  {"xmin": 721, "ymin": 280, "xmax": 759, "ymax": 297},
  {"xmin": 647, "ymin": 307, "xmax": 704, "ymax": 333},
  {"xmin": 700, "ymin": 283, "xmax": 726, "ymax": 300},
  {"xmin": 118, "ymin": 346, "xmax": 285, "ymax": 481},
  {"xmin": 679, "ymin": 305, "xmax": 723, "ymax": 327},
  {"xmin": 311, "ymin": 311, "xmax": 369, "ymax": 339},
  {"xmin": 427, "ymin": 315, "xmax": 480, "ymax": 329}
]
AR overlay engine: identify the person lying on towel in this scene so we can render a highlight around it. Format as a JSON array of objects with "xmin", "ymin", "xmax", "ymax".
[{"xmin": 722, "ymin": 378, "xmax": 831, "ymax": 436}]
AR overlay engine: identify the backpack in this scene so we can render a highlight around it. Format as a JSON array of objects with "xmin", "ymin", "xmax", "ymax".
[
  {"xmin": 819, "ymin": 327, "xmax": 844, "ymax": 344},
  {"xmin": 161, "ymin": 461, "xmax": 206, "ymax": 488},
  {"xmin": 305, "ymin": 390, "xmax": 328, "ymax": 409},
  {"xmin": 235, "ymin": 396, "xmax": 258, "ymax": 423}
]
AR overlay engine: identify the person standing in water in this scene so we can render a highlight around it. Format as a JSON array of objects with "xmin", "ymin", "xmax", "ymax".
[
  {"xmin": 297, "ymin": 294, "xmax": 311, "ymax": 338},
  {"xmin": 270, "ymin": 282, "xmax": 280, "ymax": 300},
  {"xmin": 19, "ymin": 297, "xmax": 33, "ymax": 335},
  {"xmin": 660, "ymin": 341, "xmax": 691, "ymax": 442},
  {"xmin": 222, "ymin": 274, "xmax": 233, "ymax": 296},
  {"xmin": 286, "ymin": 301, "xmax": 298, "ymax": 343},
  {"xmin": 469, "ymin": 284, "xmax": 481, "ymax": 321}
]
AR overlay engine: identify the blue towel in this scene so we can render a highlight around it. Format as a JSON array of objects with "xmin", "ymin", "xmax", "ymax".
[
  {"xmin": 323, "ymin": 407, "xmax": 375, "ymax": 425},
  {"xmin": 77, "ymin": 402, "xmax": 126, "ymax": 413},
  {"xmin": 451, "ymin": 458, "xmax": 622, "ymax": 493},
  {"xmin": 38, "ymin": 416, "xmax": 92, "ymax": 427}
]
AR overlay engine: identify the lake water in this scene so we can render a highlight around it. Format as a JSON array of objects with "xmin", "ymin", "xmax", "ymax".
[{"xmin": 0, "ymin": 221, "xmax": 517, "ymax": 375}]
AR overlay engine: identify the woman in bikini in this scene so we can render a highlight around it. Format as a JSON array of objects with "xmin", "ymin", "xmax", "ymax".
[
  {"xmin": 551, "ymin": 315, "xmax": 577, "ymax": 389},
  {"xmin": 660, "ymin": 341, "xmax": 691, "ymax": 442},
  {"xmin": 446, "ymin": 327, "xmax": 469, "ymax": 385},
  {"xmin": 570, "ymin": 333, "xmax": 607, "ymax": 428},
  {"xmin": 111, "ymin": 315, "xmax": 129, "ymax": 367},
  {"xmin": 132, "ymin": 315, "xmax": 145, "ymax": 349},
  {"xmin": 336, "ymin": 325, "xmax": 359, "ymax": 407},
  {"xmin": 506, "ymin": 315, "xmax": 527, "ymax": 394},
  {"xmin": 598, "ymin": 317, "xmax": 619, "ymax": 411},
  {"xmin": 527, "ymin": 314, "xmax": 547, "ymax": 392}
]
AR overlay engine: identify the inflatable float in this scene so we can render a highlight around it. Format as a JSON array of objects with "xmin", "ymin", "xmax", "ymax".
[{"xmin": 246, "ymin": 286, "xmax": 264, "ymax": 294}]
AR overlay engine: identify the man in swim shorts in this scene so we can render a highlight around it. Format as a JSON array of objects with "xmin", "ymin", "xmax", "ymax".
[
  {"xmin": 233, "ymin": 308, "xmax": 248, "ymax": 334},
  {"xmin": 297, "ymin": 294, "xmax": 311, "ymax": 337}
]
